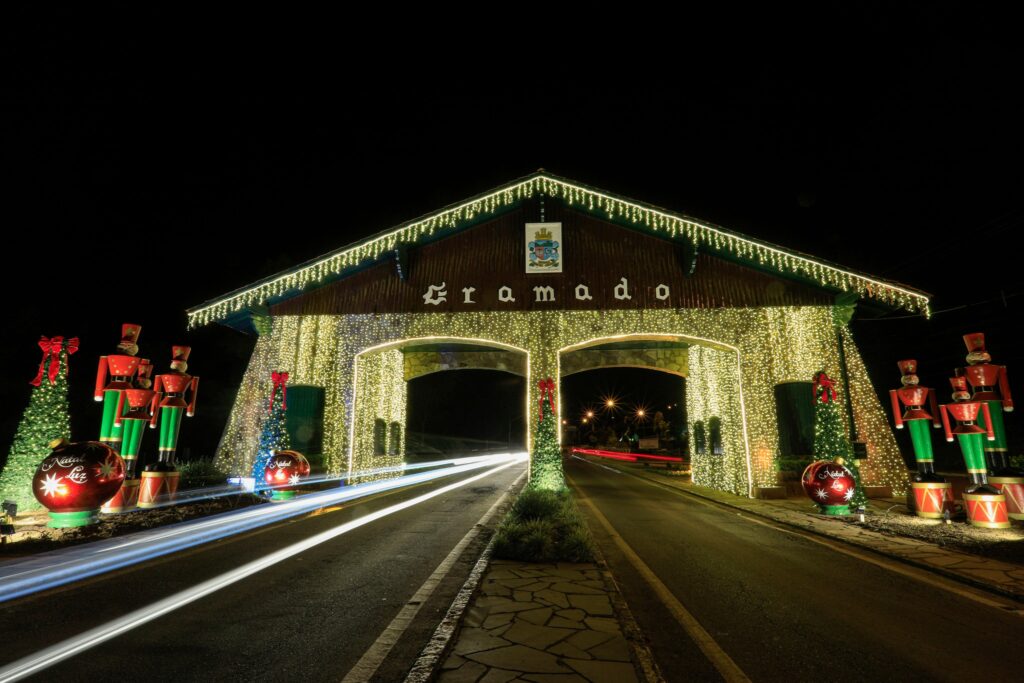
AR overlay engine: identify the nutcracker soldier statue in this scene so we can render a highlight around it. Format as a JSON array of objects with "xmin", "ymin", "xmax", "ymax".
[
  {"xmin": 94, "ymin": 324, "xmax": 145, "ymax": 455},
  {"xmin": 889, "ymin": 360, "xmax": 951, "ymax": 518},
  {"xmin": 138, "ymin": 346, "xmax": 199, "ymax": 508},
  {"xmin": 940, "ymin": 376, "xmax": 1009, "ymax": 528},
  {"xmin": 961, "ymin": 333, "xmax": 1024, "ymax": 519},
  {"xmin": 101, "ymin": 361, "xmax": 155, "ymax": 513}
]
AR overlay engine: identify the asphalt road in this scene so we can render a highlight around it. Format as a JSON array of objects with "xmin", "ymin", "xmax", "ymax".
[
  {"xmin": 566, "ymin": 456, "xmax": 1024, "ymax": 683},
  {"xmin": 0, "ymin": 460, "xmax": 525, "ymax": 682}
]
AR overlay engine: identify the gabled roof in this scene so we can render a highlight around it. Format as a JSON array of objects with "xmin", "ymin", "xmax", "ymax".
[{"xmin": 187, "ymin": 171, "xmax": 930, "ymax": 328}]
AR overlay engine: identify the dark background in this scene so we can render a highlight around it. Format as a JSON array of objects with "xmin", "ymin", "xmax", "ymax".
[{"xmin": 3, "ymin": 5, "xmax": 1021, "ymax": 471}]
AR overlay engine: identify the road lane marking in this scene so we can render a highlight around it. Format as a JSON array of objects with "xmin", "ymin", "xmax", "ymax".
[
  {"xmin": 0, "ymin": 458, "xmax": 527, "ymax": 683},
  {"xmin": 342, "ymin": 470, "xmax": 527, "ymax": 682},
  {"xmin": 577, "ymin": 459, "xmax": 1023, "ymax": 614},
  {"xmin": 570, "ymin": 474, "xmax": 751, "ymax": 683}
]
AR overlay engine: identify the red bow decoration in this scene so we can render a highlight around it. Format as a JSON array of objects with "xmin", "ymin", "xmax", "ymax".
[
  {"xmin": 30, "ymin": 336, "xmax": 79, "ymax": 386},
  {"xmin": 813, "ymin": 372, "xmax": 837, "ymax": 404},
  {"xmin": 269, "ymin": 371, "xmax": 289, "ymax": 412},
  {"xmin": 538, "ymin": 377, "xmax": 556, "ymax": 420}
]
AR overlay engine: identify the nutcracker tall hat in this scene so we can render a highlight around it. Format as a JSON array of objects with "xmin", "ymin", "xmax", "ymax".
[
  {"xmin": 950, "ymin": 375, "xmax": 970, "ymax": 399},
  {"xmin": 136, "ymin": 360, "xmax": 153, "ymax": 382},
  {"xmin": 963, "ymin": 332, "xmax": 990, "ymax": 361},
  {"xmin": 171, "ymin": 346, "xmax": 191, "ymax": 363},
  {"xmin": 121, "ymin": 324, "xmax": 142, "ymax": 347},
  {"xmin": 897, "ymin": 360, "xmax": 918, "ymax": 383}
]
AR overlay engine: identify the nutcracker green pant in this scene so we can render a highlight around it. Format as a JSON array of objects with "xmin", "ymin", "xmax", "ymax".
[
  {"xmin": 158, "ymin": 406, "xmax": 183, "ymax": 462},
  {"xmin": 121, "ymin": 419, "xmax": 146, "ymax": 458},
  {"xmin": 121, "ymin": 417, "xmax": 147, "ymax": 477},
  {"xmin": 907, "ymin": 419, "xmax": 934, "ymax": 462},
  {"xmin": 957, "ymin": 433, "xmax": 987, "ymax": 473},
  {"xmin": 985, "ymin": 400, "xmax": 1008, "ymax": 453},
  {"xmin": 99, "ymin": 390, "xmax": 126, "ymax": 449}
]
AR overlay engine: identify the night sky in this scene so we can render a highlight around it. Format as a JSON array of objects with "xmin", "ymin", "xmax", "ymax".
[{"xmin": 3, "ymin": 6, "xmax": 1022, "ymax": 469}]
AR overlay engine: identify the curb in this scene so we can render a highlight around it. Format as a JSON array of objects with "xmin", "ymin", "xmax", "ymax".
[
  {"xmin": 404, "ymin": 536, "xmax": 497, "ymax": 683},
  {"xmin": 590, "ymin": 540, "xmax": 666, "ymax": 683},
  {"xmin": 625, "ymin": 466, "xmax": 1024, "ymax": 605}
]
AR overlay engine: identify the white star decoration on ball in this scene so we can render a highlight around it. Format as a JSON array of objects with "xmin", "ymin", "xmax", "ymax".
[
  {"xmin": 814, "ymin": 487, "xmax": 829, "ymax": 501},
  {"xmin": 843, "ymin": 487, "xmax": 856, "ymax": 501},
  {"xmin": 39, "ymin": 473, "xmax": 64, "ymax": 498},
  {"xmin": 288, "ymin": 474, "xmax": 300, "ymax": 485}
]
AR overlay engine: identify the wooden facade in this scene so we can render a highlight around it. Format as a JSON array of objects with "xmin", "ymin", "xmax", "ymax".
[{"xmin": 271, "ymin": 202, "xmax": 832, "ymax": 317}]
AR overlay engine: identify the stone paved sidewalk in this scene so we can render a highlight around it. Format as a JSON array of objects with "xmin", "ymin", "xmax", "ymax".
[
  {"xmin": 618, "ymin": 464, "xmax": 1024, "ymax": 602},
  {"xmin": 439, "ymin": 560, "xmax": 641, "ymax": 683}
]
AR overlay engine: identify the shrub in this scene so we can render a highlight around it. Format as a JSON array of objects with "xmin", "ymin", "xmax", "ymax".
[
  {"xmin": 510, "ymin": 487, "xmax": 564, "ymax": 521},
  {"xmin": 177, "ymin": 459, "xmax": 228, "ymax": 489},
  {"xmin": 492, "ymin": 487, "xmax": 595, "ymax": 563}
]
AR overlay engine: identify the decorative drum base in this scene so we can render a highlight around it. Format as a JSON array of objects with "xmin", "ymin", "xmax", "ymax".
[
  {"xmin": 963, "ymin": 492, "xmax": 1011, "ymax": 529},
  {"xmin": 270, "ymin": 490, "xmax": 296, "ymax": 501},
  {"xmin": 101, "ymin": 479, "xmax": 141, "ymax": 513},
  {"xmin": 48, "ymin": 510, "xmax": 97, "ymax": 528},
  {"xmin": 989, "ymin": 477, "xmax": 1024, "ymax": 520},
  {"xmin": 818, "ymin": 504, "xmax": 850, "ymax": 516},
  {"xmin": 911, "ymin": 481, "xmax": 953, "ymax": 519},
  {"xmin": 137, "ymin": 471, "xmax": 181, "ymax": 508}
]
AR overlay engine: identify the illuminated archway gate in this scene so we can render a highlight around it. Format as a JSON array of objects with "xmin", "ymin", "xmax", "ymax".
[
  {"xmin": 193, "ymin": 172, "xmax": 929, "ymax": 497},
  {"xmin": 211, "ymin": 308, "xmax": 906, "ymax": 495}
]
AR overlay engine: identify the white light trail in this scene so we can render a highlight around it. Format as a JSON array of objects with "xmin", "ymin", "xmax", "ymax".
[
  {"xmin": 0, "ymin": 455, "xmax": 525, "ymax": 683},
  {"xmin": 115, "ymin": 454, "xmax": 503, "ymax": 511},
  {"xmin": 0, "ymin": 453, "xmax": 526, "ymax": 604}
]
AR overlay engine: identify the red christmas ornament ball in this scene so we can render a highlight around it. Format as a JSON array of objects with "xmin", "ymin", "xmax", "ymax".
[
  {"xmin": 276, "ymin": 450, "xmax": 311, "ymax": 478},
  {"xmin": 801, "ymin": 460, "xmax": 856, "ymax": 507},
  {"xmin": 264, "ymin": 450, "xmax": 309, "ymax": 489},
  {"xmin": 33, "ymin": 440, "xmax": 126, "ymax": 512}
]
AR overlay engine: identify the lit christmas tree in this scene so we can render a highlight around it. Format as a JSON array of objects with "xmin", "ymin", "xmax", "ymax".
[
  {"xmin": 812, "ymin": 370, "xmax": 866, "ymax": 508},
  {"xmin": 531, "ymin": 378, "xmax": 563, "ymax": 490},
  {"xmin": 0, "ymin": 337, "xmax": 77, "ymax": 512},
  {"xmin": 252, "ymin": 371, "xmax": 290, "ymax": 490}
]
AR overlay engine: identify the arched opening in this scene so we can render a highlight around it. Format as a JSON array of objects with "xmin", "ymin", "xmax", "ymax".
[
  {"xmin": 558, "ymin": 334, "xmax": 752, "ymax": 496},
  {"xmin": 350, "ymin": 337, "xmax": 529, "ymax": 478},
  {"xmin": 560, "ymin": 367, "xmax": 686, "ymax": 456},
  {"xmin": 406, "ymin": 369, "xmax": 527, "ymax": 461}
]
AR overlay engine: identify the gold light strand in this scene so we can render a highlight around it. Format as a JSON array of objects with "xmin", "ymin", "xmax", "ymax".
[
  {"xmin": 350, "ymin": 348, "xmax": 406, "ymax": 482},
  {"xmin": 187, "ymin": 176, "xmax": 930, "ymax": 328},
  {"xmin": 841, "ymin": 326, "xmax": 909, "ymax": 495}
]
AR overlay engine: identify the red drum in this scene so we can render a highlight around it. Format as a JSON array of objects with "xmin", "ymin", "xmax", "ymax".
[
  {"xmin": 101, "ymin": 479, "xmax": 140, "ymax": 513},
  {"xmin": 962, "ymin": 491, "xmax": 1010, "ymax": 529},
  {"xmin": 989, "ymin": 477, "xmax": 1024, "ymax": 521},
  {"xmin": 911, "ymin": 481, "xmax": 953, "ymax": 519},
  {"xmin": 137, "ymin": 471, "xmax": 180, "ymax": 508}
]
